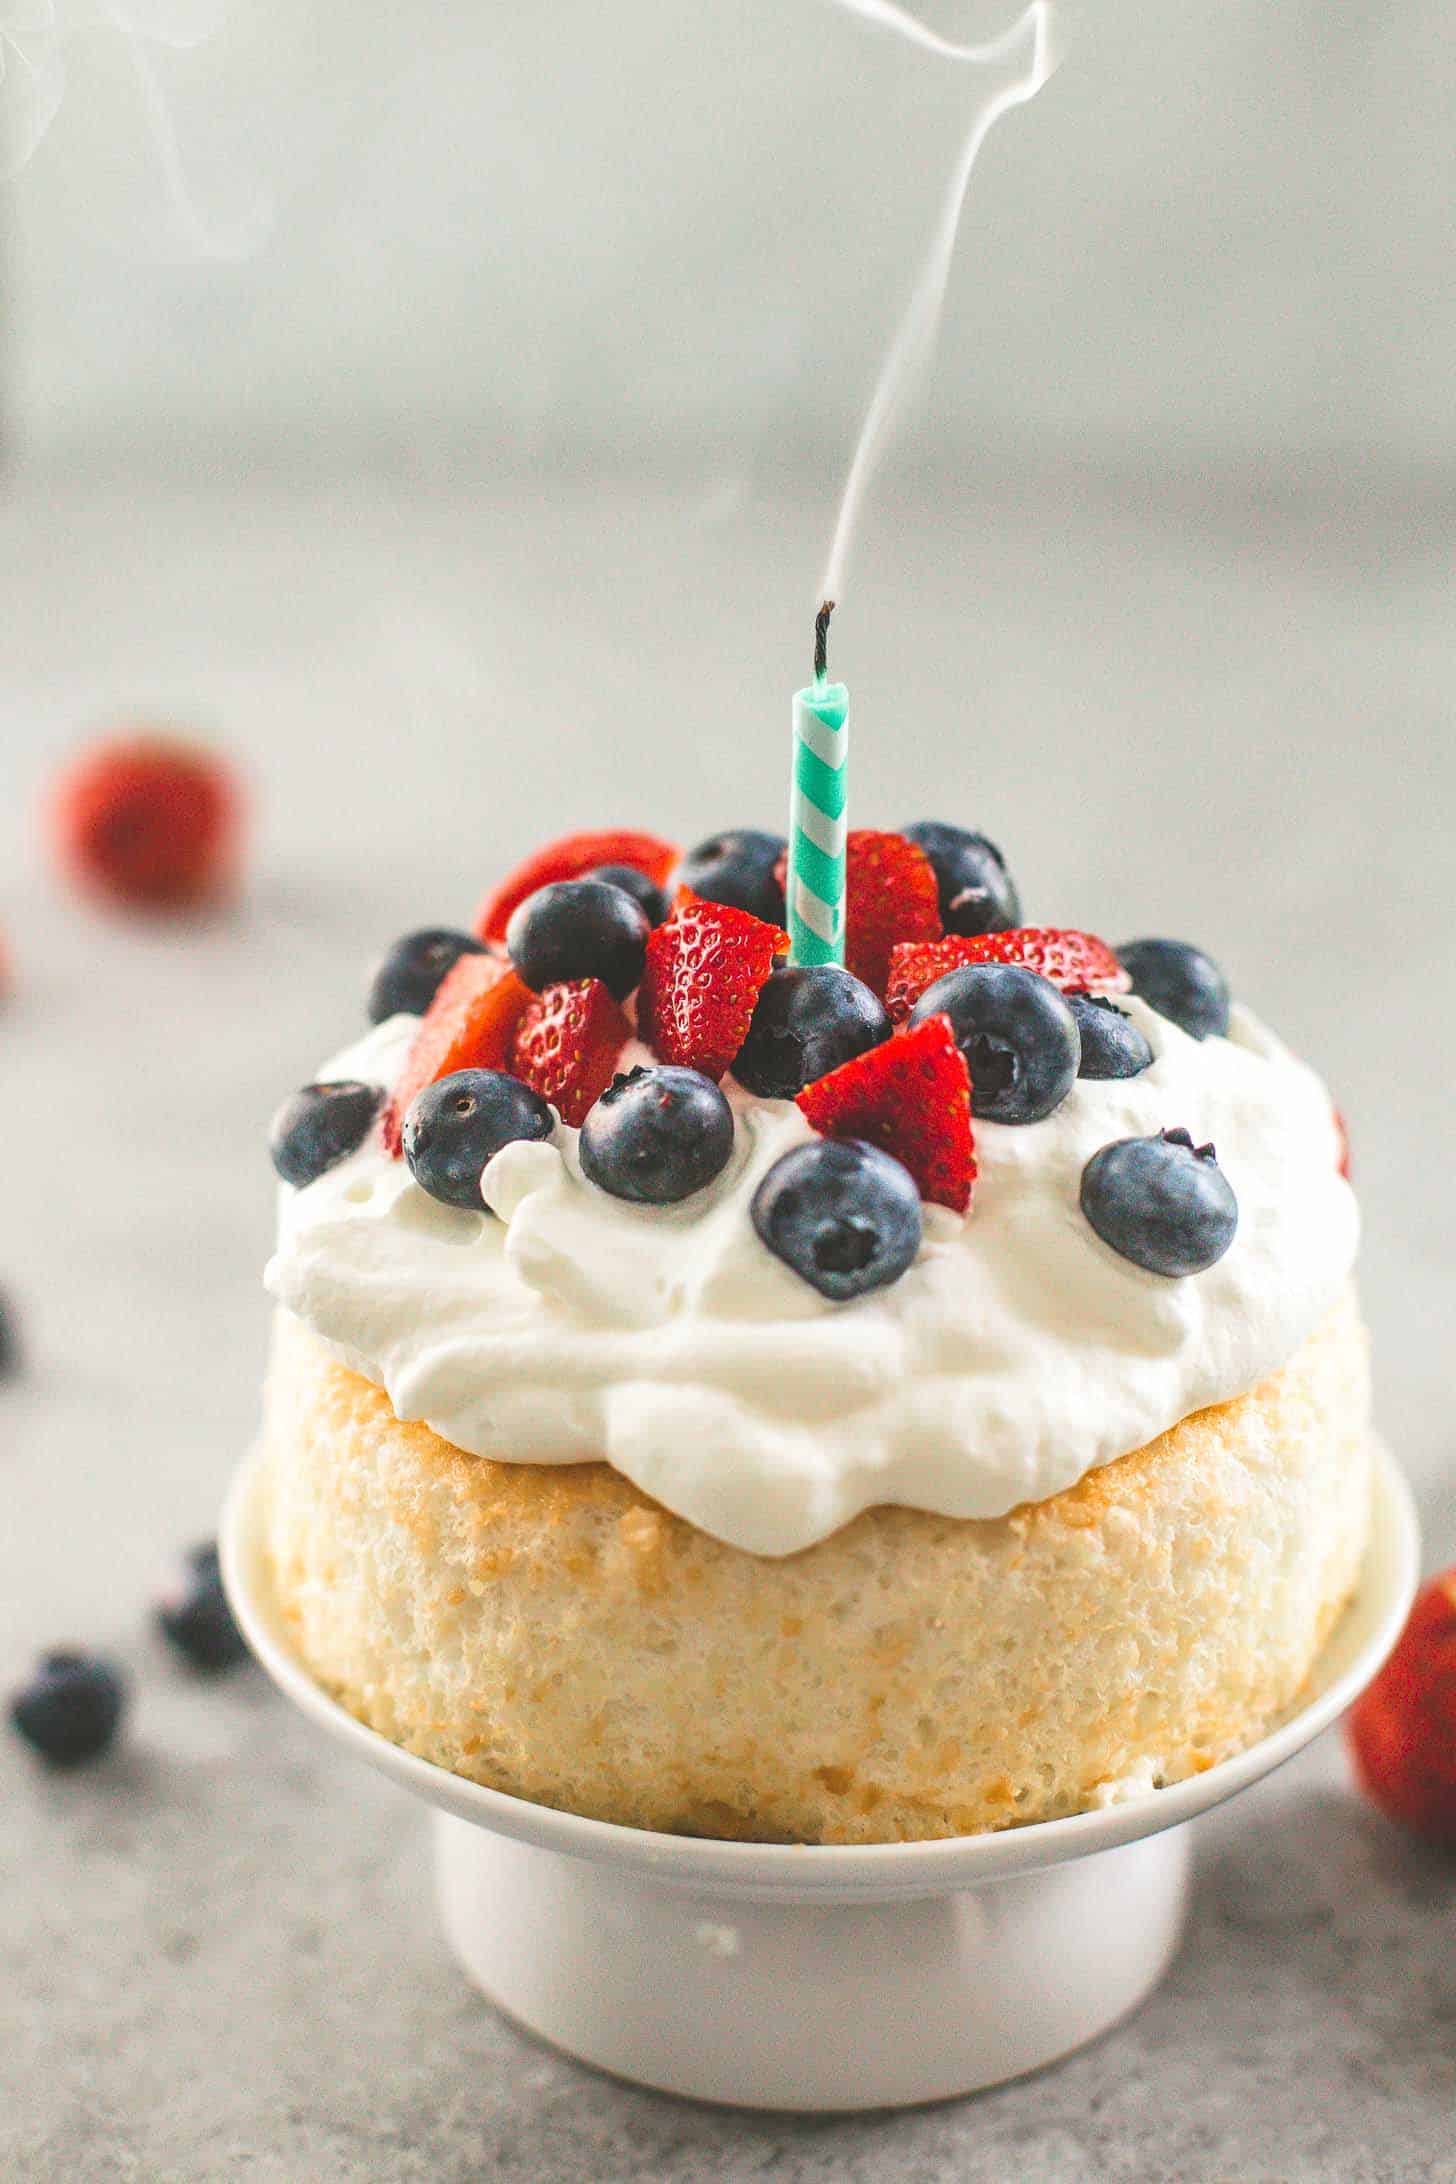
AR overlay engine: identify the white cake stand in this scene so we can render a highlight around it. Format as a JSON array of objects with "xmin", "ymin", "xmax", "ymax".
[{"xmin": 222, "ymin": 1440, "xmax": 1416, "ymax": 2112}]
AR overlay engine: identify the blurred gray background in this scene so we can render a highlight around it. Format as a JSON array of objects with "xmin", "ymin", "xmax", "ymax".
[
  {"xmin": 7, "ymin": 0, "xmax": 1455, "ymax": 490},
  {"xmin": 2, "ymin": 4, "xmax": 1453, "ymax": 2179}
]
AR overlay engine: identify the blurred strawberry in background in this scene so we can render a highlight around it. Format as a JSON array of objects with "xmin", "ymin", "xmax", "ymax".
[
  {"xmin": 1348, "ymin": 1570, "xmax": 1456, "ymax": 1850},
  {"xmin": 49, "ymin": 733, "xmax": 243, "ymax": 912}
]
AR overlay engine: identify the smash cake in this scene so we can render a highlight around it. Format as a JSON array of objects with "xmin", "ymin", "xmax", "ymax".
[{"xmin": 261, "ymin": 819, "xmax": 1365, "ymax": 1844}]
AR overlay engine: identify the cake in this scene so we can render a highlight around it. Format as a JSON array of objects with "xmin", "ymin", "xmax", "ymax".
[{"xmin": 260, "ymin": 821, "xmax": 1366, "ymax": 1843}]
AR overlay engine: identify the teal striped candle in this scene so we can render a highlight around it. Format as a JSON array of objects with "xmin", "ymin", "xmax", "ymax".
[{"xmin": 787, "ymin": 602, "xmax": 848, "ymax": 967}]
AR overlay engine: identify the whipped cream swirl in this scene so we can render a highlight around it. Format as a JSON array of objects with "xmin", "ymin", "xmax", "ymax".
[{"xmin": 266, "ymin": 1000, "xmax": 1358, "ymax": 1555}]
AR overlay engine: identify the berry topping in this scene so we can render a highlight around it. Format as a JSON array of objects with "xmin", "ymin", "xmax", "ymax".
[
  {"xmin": 506, "ymin": 879, "xmax": 650, "ymax": 1002},
  {"xmin": 842, "ymin": 829, "xmax": 941, "ymax": 998},
  {"xmin": 733, "ymin": 964, "xmax": 889, "ymax": 1100},
  {"xmin": 403, "ymin": 1069, "xmax": 554, "ymax": 1209},
  {"xmin": 584, "ymin": 863, "xmax": 672, "ymax": 928},
  {"xmin": 366, "ymin": 928, "xmax": 489, "ymax": 1024},
  {"xmin": 50, "ymin": 734, "xmax": 242, "ymax": 911},
  {"xmin": 902, "ymin": 821, "xmax": 1020, "ymax": 936},
  {"xmin": 1117, "ymin": 938, "xmax": 1230, "ymax": 1042},
  {"xmin": 579, "ymin": 1066, "xmax": 735, "ymax": 1204},
  {"xmin": 887, "ymin": 929, "xmax": 1127, "ymax": 1020},
  {"xmin": 9, "ymin": 1650, "xmax": 126, "ymax": 1767},
  {"xmin": 474, "ymin": 829, "xmax": 679, "ymax": 943},
  {"xmin": 1068, "ymin": 993, "xmax": 1153, "ymax": 1081},
  {"xmin": 1080, "ymin": 1128, "xmax": 1238, "ymax": 1276},
  {"xmin": 679, "ymin": 829, "xmax": 787, "ymax": 926},
  {"xmin": 752, "ymin": 1139, "xmax": 923, "ymax": 1301},
  {"xmin": 1347, "ymin": 1571, "xmax": 1456, "ymax": 1848},
  {"xmin": 510, "ymin": 979, "xmax": 630, "ymax": 1127},
  {"xmin": 909, "ymin": 964, "xmax": 1079, "ymax": 1125},
  {"xmin": 798, "ymin": 1012, "xmax": 975, "ymax": 1213},
  {"xmin": 636, "ymin": 895, "xmax": 789, "ymax": 1082},
  {"xmin": 383, "ymin": 955, "xmax": 532, "ymax": 1155},
  {"xmin": 270, "ymin": 1080, "xmax": 383, "ymax": 1189},
  {"xmin": 1334, "ymin": 1106, "xmax": 1352, "ymax": 1181},
  {"xmin": 156, "ymin": 1542, "xmax": 249, "ymax": 1672}
]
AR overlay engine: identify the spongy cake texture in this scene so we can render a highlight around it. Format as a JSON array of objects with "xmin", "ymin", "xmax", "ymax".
[{"xmin": 262, "ymin": 1291, "xmax": 1370, "ymax": 1843}]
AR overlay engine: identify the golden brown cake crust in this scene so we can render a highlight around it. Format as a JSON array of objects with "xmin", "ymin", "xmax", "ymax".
[{"xmin": 261, "ymin": 1290, "xmax": 1371, "ymax": 1843}]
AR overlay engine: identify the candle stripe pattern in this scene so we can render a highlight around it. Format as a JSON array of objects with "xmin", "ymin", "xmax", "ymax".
[{"xmin": 788, "ymin": 680, "xmax": 849, "ymax": 966}]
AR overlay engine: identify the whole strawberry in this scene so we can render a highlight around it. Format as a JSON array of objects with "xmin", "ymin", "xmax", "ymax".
[
  {"xmin": 50, "ymin": 733, "xmax": 242, "ymax": 911},
  {"xmin": 1347, "ymin": 1571, "xmax": 1456, "ymax": 1849}
]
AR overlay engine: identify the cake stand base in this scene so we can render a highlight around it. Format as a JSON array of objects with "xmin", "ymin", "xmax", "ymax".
[{"xmin": 434, "ymin": 1809, "xmax": 1190, "ymax": 2110}]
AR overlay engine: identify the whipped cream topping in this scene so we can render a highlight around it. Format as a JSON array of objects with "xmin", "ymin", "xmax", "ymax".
[{"xmin": 266, "ymin": 1000, "xmax": 1358, "ymax": 1556}]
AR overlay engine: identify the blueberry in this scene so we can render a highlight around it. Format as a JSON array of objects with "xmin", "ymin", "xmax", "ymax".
[
  {"xmin": 9, "ymin": 1650, "xmax": 126, "ymax": 1767},
  {"xmin": 1081, "ymin": 1129, "xmax": 1238, "ymax": 1277},
  {"xmin": 584, "ymin": 863, "xmax": 671, "ymax": 928},
  {"xmin": 910, "ymin": 964, "xmax": 1079, "ymax": 1124},
  {"xmin": 679, "ymin": 829, "xmax": 786, "ymax": 925},
  {"xmin": 903, "ymin": 821, "xmax": 1021, "ymax": 936},
  {"xmin": 403, "ymin": 1068, "xmax": 554, "ymax": 1210},
  {"xmin": 506, "ymin": 879, "xmax": 650, "ymax": 1001},
  {"xmin": 579, "ymin": 1067, "xmax": 734, "ymax": 1205},
  {"xmin": 366, "ymin": 927, "xmax": 487, "ymax": 1023},
  {"xmin": 1068, "ymin": 993, "xmax": 1153, "ymax": 1081},
  {"xmin": 270, "ymin": 1080, "xmax": 382, "ymax": 1188},
  {"xmin": 1118, "ymin": 939, "xmax": 1230, "ymax": 1042},
  {"xmin": 156, "ymin": 1542, "xmax": 249, "ymax": 1672},
  {"xmin": 733, "ymin": 966, "xmax": 889, "ymax": 1100},
  {"xmin": 752, "ymin": 1139, "xmax": 922, "ymax": 1300}
]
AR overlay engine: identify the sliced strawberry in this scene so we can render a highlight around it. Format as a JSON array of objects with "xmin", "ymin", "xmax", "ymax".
[
  {"xmin": 1334, "ymin": 1106, "xmax": 1352, "ymax": 1181},
  {"xmin": 797, "ymin": 1012, "xmax": 975, "ymax": 1213},
  {"xmin": 843, "ymin": 831, "xmax": 941, "ymax": 998},
  {"xmin": 510, "ymin": 979, "xmax": 629, "ymax": 1127},
  {"xmin": 384, "ymin": 954, "xmax": 531, "ymax": 1154},
  {"xmin": 637, "ymin": 894, "xmax": 788, "ymax": 1081},
  {"xmin": 474, "ymin": 829, "xmax": 679, "ymax": 943},
  {"xmin": 773, "ymin": 829, "xmax": 942, "ymax": 998},
  {"xmin": 886, "ymin": 928, "xmax": 1129, "ymax": 1021}
]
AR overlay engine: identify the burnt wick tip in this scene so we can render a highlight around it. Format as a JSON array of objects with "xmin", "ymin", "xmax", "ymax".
[{"xmin": 814, "ymin": 599, "xmax": 835, "ymax": 682}]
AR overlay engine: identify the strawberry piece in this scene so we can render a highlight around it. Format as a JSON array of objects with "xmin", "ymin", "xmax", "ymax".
[
  {"xmin": 886, "ymin": 929, "xmax": 1129, "ymax": 1021},
  {"xmin": 775, "ymin": 831, "xmax": 942, "ymax": 999},
  {"xmin": 474, "ymin": 830, "xmax": 679, "ymax": 943},
  {"xmin": 637, "ymin": 894, "xmax": 788, "ymax": 1081},
  {"xmin": 1334, "ymin": 1106, "xmax": 1353, "ymax": 1181},
  {"xmin": 510, "ymin": 979, "xmax": 629, "ymax": 1127},
  {"xmin": 797, "ymin": 1012, "xmax": 975, "ymax": 1213},
  {"xmin": 49, "ymin": 734, "xmax": 242, "ymax": 911},
  {"xmin": 843, "ymin": 831, "xmax": 941, "ymax": 998},
  {"xmin": 384, "ymin": 954, "xmax": 531, "ymax": 1154},
  {"xmin": 1347, "ymin": 1570, "xmax": 1456, "ymax": 1848}
]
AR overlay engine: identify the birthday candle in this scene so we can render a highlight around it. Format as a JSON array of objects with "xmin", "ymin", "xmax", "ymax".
[{"xmin": 787, "ymin": 602, "xmax": 849, "ymax": 967}]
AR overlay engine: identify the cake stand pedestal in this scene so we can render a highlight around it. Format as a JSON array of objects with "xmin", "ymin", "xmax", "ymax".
[
  {"xmin": 433, "ymin": 1810, "xmax": 1189, "ymax": 2108},
  {"xmin": 223, "ymin": 1441, "xmax": 1416, "ymax": 2112}
]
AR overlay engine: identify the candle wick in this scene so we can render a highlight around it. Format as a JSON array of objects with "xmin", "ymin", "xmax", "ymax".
[{"xmin": 814, "ymin": 599, "xmax": 835, "ymax": 684}]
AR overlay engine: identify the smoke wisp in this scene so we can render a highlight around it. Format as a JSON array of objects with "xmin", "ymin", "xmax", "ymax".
[{"xmin": 819, "ymin": 0, "xmax": 1059, "ymax": 604}]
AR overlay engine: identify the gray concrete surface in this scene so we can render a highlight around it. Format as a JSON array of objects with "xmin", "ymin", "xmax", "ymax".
[{"xmin": 1, "ymin": 474, "xmax": 1452, "ymax": 2180}]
